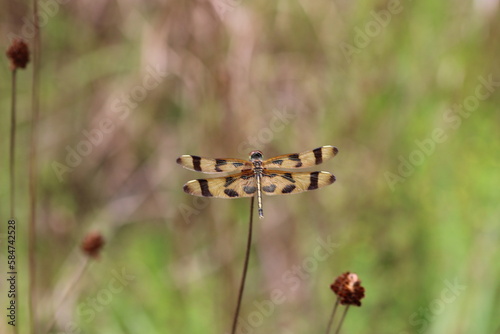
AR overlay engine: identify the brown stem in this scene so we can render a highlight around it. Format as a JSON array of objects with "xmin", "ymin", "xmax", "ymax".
[
  {"xmin": 325, "ymin": 297, "xmax": 340, "ymax": 334},
  {"xmin": 230, "ymin": 196, "xmax": 255, "ymax": 334},
  {"xmin": 334, "ymin": 305, "xmax": 350, "ymax": 334},
  {"xmin": 9, "ymin": 70, "xmax": 17, "ymax": 219},
  {"xmin": 9, "ymin": 67, "xmax": 18, "ymax": 334},
  {"xmin": 43, "ymin": 258, "xmax": 90, "ymax": 334},
  {"xmin": 29, "ymin": 0, "xmax": 41, "ymax": 332}
]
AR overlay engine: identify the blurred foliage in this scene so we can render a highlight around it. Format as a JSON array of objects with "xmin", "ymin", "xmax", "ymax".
[{"xmin": 1, "ymin": 0, "xmax": 500, "ymax": 333}]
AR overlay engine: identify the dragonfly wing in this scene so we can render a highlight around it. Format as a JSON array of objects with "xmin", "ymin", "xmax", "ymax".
[
  {"xmin": 183, "ymin": 171, "xmax": 257, "ymax": 198},
  {"xmin": 261, "ymin": 170, "xmax": 336, "ymax": 196},
  {"xmin": 177, "ymin": 155, "xmax": 252, "ymax": 174},
  {"xmin": 262, "ymin": 146, "xmax": 338, "ymax": 169}
]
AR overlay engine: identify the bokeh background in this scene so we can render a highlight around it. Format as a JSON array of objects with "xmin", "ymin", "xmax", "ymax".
[{"xmin": 1, "ymin": 0, "xmax": 500, "ymax": 333}]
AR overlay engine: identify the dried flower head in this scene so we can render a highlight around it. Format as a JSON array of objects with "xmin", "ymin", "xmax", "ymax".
[
  {"xmin": 81, "ymin": 232, "xmax": 105, "ymax": 259},
  {"xmin": 6, "ymin": 39, "xmax": 30, "ymax": 70},
  {"xmin": 330, "ymin": 272, "xmax": 365, "ymax": 306}
]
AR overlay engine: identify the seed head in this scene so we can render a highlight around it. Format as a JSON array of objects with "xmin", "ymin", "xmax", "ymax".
[
  {"xmin": 81, "ymin": 232, "xmax": 105, "ymax": 259},
  {"xmin": 6, "ymin": 39, "xmax": 30, "ymax": 71},
  {"xmin": 330, "ymin": 272, "xmax": 365, "ymax": 306}
]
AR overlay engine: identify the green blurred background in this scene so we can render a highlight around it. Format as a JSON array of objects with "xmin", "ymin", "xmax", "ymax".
[{"xmin": 1, "ymin": 0, "xmax": 500, "ymax": 333}]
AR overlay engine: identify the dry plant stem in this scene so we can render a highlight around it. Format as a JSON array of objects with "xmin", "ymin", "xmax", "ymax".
[
  {"xmin": 334, "ymin": 305, "xmax": 350, "ymax": 334},
  {"xmin": 10, "ymin": 68, "xmax": 18, "ymax": 334},
  {"xmin": 9, "ymin": 70, "xmax": 17, "ymax": 218},
  {"xmin": 29, "ymin": 0, "xmax": 41, "ymax": 332},
  {"xmin": 43, "ymin": 258, "xmax": 90, "ymax": 334},
  {"xmin": 230, "ymin": 196, "xmax": 255, "ymax": 334},
  {"xmin": 325, "ymin": 297, "xmax": 340, "ymax": 334}
]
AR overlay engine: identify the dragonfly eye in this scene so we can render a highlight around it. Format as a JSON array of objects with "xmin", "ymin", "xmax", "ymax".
[{"xmin": 250, "ymin": 151, "xmax": 263, "ymax": 161}]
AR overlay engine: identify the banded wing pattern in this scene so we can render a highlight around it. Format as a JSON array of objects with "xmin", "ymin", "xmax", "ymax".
[
  {"xmin": 183, "ymin": 171, "xmax": 257, "ymax": 198},
  {"xmin": 262, "ymin": 145, "xmax": 338, "ymax": 169},
  {"xmin": 177, "ymin": 155, "xmax": 251, "ymax": 173},
  {"xmin": 177, "ymin": 145, "xmax": 338, "ymax": 218},
  {"xmin": 261, "ymin": 170, "xmax": 335, "ymax": 195}
]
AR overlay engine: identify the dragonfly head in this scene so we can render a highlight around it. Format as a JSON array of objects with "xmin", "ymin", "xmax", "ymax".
[{"xmin": 249, "ymin": 150, "xmax": 263, "ymax": 161}]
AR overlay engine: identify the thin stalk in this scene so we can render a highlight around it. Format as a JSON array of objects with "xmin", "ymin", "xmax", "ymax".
[
  {"xmin": 334, "ymin": 305, "xmax": 350, "ymax": 334},
  {"xmin": 9, "ymin": 70, "xmax": 17, "ymax": 218},
  {"xmin": 325, "ymin": 297, "xmax": 340, "ymax": 334},
  {"xmin": 43, "ymin": 258, "xmax": 90, "ymax": 334},
  {"xmin": 230, "ymin": 196, "xmax": 255, "ymax": 334},
  {"xmin": 9, "ymin": 67, "xmax": 18, "ymax": 334},
  {"xmin": 29, "ymin": 0, "xmax": 41, "ymax": 332}
]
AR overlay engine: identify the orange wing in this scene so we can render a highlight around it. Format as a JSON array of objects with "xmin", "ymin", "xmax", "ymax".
[
  {"xmin": 182, "ymin": 170, "xmax": 257, "ymax": 198},
  {"xmin": 177, "ymin": 155, "xmax": 252, "ymax": 174},
  {"xmin": 262, "ymin": 146, "xmax": 338, "ymax": 169},
  {"xmin": 260, "ymin": 170, "xmax": 335, "ymax": 195}
]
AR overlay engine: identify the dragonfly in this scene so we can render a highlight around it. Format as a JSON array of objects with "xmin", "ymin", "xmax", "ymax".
[{"xmin": 177, "ymin": 145, "xmax": 338, "ymax": 218}]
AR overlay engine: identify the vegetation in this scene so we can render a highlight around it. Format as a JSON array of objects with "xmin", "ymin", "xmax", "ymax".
[{"xmin": 1, "ymin": 1, "xmax": 499, "ymax": 333}]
